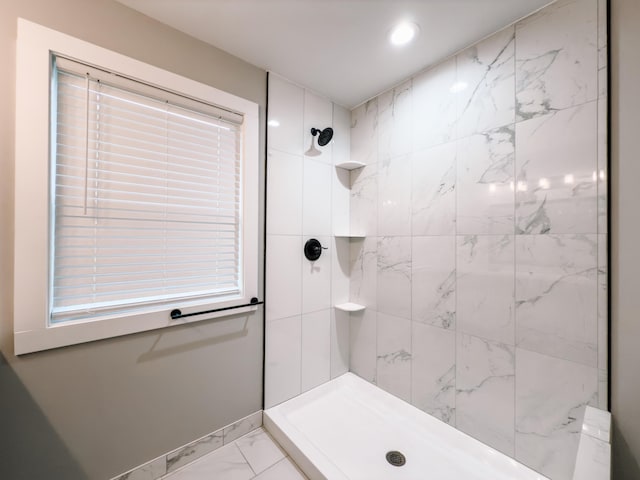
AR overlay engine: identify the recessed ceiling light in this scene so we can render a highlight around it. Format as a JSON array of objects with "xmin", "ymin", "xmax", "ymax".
[{"xmin": 389, "ymin": 22, "xmax": 419, "ymax": 46}]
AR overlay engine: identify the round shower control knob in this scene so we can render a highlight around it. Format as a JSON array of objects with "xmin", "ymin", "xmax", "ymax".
[{"xmin": 304, "ymin": 238, "xmax": 326, "ymax": 261}]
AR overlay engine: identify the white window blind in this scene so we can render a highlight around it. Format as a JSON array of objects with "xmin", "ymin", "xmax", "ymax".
[{"xmin": 51, "ymin": 56, "xmax": 245, "ymax": 323}]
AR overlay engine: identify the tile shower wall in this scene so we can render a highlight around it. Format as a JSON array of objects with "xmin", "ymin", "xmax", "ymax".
[
  {"xmin": 348, "ymin": 0, "xmax": 607, "ymax": 479},
  {"xmin": 265, "ymin": 74, "xmax": 351, "ymax": 408}
]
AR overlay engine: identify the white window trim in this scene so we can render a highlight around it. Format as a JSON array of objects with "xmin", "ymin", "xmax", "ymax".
[{"xmin": 14, "ymin": 19, "xmax": 259, "ymax": 355}]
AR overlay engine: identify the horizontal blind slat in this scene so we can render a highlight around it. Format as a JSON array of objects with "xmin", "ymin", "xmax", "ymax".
[{"xmin": 51, "ymin": 61, "xmax": 243, "ymax": 321}]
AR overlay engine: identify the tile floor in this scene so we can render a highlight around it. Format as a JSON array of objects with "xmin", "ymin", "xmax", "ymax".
[{"xmin": 162, "ymin": 427, "xmax": 308, "ymax": 480}]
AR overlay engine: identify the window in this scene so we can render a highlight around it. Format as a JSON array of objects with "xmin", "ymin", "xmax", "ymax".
[{"xmin": 14, "ymin": 19, "xmax": 259, "ymax": 354}]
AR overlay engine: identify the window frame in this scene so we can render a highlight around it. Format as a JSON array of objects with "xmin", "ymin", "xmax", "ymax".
[{"xmin": 14, "ymin": 19, "xmax": 260, "ymax": 355}]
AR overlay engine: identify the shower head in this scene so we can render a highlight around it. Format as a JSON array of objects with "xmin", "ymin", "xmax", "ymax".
[{"xmin": 310, "ymin": 127, "xmax": 334, "ymax": 147}]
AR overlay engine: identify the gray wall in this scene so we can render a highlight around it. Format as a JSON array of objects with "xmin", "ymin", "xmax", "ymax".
[
  {"xmin": 610, "ymin": 0, "xmax": 640, "ymax": 477},
  {"xmin": 0, "ymin": 1, "xmax": 266, "ymax": 479}
]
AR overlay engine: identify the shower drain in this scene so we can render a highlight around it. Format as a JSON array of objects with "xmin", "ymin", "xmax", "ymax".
[{"xmin": 386, "ymin": 451, "xmax": 406, "ymax": 467}]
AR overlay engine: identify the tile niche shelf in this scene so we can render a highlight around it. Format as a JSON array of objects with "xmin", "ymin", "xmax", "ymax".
[
  {"xmin": 334, "ymin": 302, "xmax": 366, "ymax": 312},
  {"xmin": 335, "ymin": 161, "xmax": 366, "ymax": 170},
  {"xmin": 334, "ymin": 233, "xmax": 366, "ymax": 238}
]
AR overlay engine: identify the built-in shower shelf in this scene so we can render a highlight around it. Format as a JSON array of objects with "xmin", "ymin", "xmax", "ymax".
[
  {"xmin": 334, "ymin": 302, "xmax": 366, "ymax": 312},
  {"xmin": 334, "ymin": 233, "xmax": 366, "ymax": 238},
  {"xmin": 335, "ymin": 161, "xmax": 366, "ymax": 170}
]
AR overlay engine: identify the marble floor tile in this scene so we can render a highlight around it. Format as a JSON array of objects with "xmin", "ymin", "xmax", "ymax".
[
  {"xmin": 162, "ymin": 428, "xmax": 306, "ymax": 480},
  {"xmin": 235, "ymin": 428, "xmax": 286, "ymax": 475},
  {"xmin": 163, "ymin": 443, "xmax": 254, "ymax": 480},
  {"xmin": 252, "ymin": 457, "xmax": 308, "ymax": 480}
]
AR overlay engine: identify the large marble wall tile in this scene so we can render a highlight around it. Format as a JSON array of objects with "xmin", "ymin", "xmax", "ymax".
[
  {"xmin": 457, "ymin": 235, "xmax": 515, "ymax": 345},
  {"xmin": 303, "ymin": 90, "xmax": 333, "ymax": 165},
  {"xmin": 377, "ymin": 236, "xmax": 411, "ymax": 319},
  {"xmin": 515, "ymin": 102, "xmax": 597, "ymax": 234},
  {"xmin": 376, "ymin": 312, "xmax": 412, "ymax": 402},
  {"xmin": 266, "ymin": 150, "xmax": 303, "ymax": 235},
  {"xmin": 597, "ymin": 0, "xmax": 608, "ymax": 100},
  {"xmin": 456, "ymin": 27, "xmax": 515, "ymax": 138},
  {"xmin": 301, "ymin": 310, "xmax": 331, "ymax": 392},
  {"xmin": 457, "ymin": 127, "xmax": 515, "ymax": 234},
  {"xmin": 266, "ymin": 235, "xmax": 301, "ymax": 321},
  {"xmin": 332, "ymin": 165, "xmax": 351, "ymax": 236},
  {"xmin": 515, "ymin": 348, "xmax": 598, "ymax": 480},
  {"xmin": 515, "ymin": 0, "xmax": 598, "ymax": 121},
  {"xmin": 349, "ymin": 310, "xmax": 377, "ymax": 383},
  {"xmin": 349, "ymin": 237, "xmax": 377, "ymax": 310},
  {"xmin": 302, "ymin": 235, "xmax": 331, "ymax": 314},
  {"xmin": 411, "ymin": 236, "xmax": 456, "ymax": 329},
  {"xmin": 597, "ymin": 234, "xmax": 607, "ymax": 409},
  {"xmin": 268, "ymin": 74, "xmax": 303, "ymax": 156},
  {"xmin": 350, "ymin": 99, "xmax": 378, "ymax": 167},
  {"xmin": 332, "ymin": 104, "xmax": 351, "ymax": 166},
  {"xmin": 412, "ymin": 58, "xmax": 457, "ymax": 151},
  {"xmin": 456, "ymin": 333, "xmax": 515, "ymax": 456},
  {"xmin": 330, "ymin": 309, "xmax": 350, "ymax": 379},
  {"xmin": 264, "ymin": 315, "xmax": 302, "ymax": 408},
  {"xmin": 378, "ymin": 79, "xmax": 412, "ymax": 163},
  {"xmin": 411, "ymin": 142, "xmax": 456, "ymax": 236},
  {"xmin": 350, "ymin": 164, "xmax": 378, "ymax": 236},
  {"xmin": 378, "ymin": 155, "xmax": 411, "ymax": 236},
  {"xmin": 302, "ymin": 159, "xmax": 332, "ymax": 236},
  {"xmin": 411, "ymin": 322, "xmax": 456, "ymax": 425},
  {"xmin": 516, "ymin": 234, "xmax": 597, "ymax": 367},
  {"xmin": 331, "ymin": 237, "xmax": 350, "ymax": 306}
]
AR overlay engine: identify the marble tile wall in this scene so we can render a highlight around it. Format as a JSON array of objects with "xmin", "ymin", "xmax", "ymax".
[
  {"xmin": 265, "ymin": 73, "xmax": 351, "ymax": 409},
  {"xmin": 348, "ymin": 1, "xmax": 607, "ymax": 479}
]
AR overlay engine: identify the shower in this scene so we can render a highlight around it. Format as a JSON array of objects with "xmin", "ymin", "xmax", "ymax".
[{"xmin": 305, "ymin": 126, "xmax": 333, "ymax": 156}]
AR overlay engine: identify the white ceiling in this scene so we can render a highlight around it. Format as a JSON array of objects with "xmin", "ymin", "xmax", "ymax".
[{"xmin": 117, "ymin": 0, "xmax": 553, "ymax": 108}]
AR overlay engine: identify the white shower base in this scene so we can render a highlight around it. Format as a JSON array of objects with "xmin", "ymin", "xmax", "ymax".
[{"xmin": 264, "ymin": 373, "xmax": 549, "ymax": 480}]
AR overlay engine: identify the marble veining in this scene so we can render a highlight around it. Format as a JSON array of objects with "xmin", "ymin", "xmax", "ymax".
[
  {"xmin": 350, "ymin": 164, "xmax": 378, "ymax": 237},
  {"xmin": 378, "ymin": 155, "xmax": 411, "ymax": 236},
  {"xmin": 515, "ymin": 103, "xmax": 597, "ymax": 235},
  {"xmin": 411, "ymin": 322, "xmax": 456, "ymax": 425},
  {"xmin": 412, "ymin": 58, "xmax": 457, "ymax": 151},
  {"xmin": 376, "ymin": 313, "xmax": 412, "ymax": 402},
  {"xmin": 411, "ymin": 236, "xmax": 456, "ymax": 329},
  {"xmin": 516, "ymin": 234, "xmax": 598, "ymax": 367},
  {"xmin": 457, "ymin": 235, "xmax": 515, "ymax": 345},
  {"xmin": 376, "ymin": 236, "xmax": 411, "ymax": 319},
  {"xmin": 456, "ymin": 333, "xmax": 515, "ymax": 456},
  {"xmin": 350, "ymin": 99, "xmax": 378, "ymax": 167},
  {"xmin": 378, "ymin": 80, "xmax": 412, "ymax": 163},
  {"xmin": 456, "ymin": 27, "xmax": 515, "ymax": 138},
  {"xmin": 349, "ymin": 237, "xmax": 377, "ymax": 310},
  {"xmin": 166, "ymin": 432, "xmax": 224, "ymax": 473},
  {"xmin": 457, "ymin": 126, "xmax": 515, "ymax": 234},
  {"xmin": 411, "ymin": 141, "xmax": 457, "ymax": 236},
  {"xmin": 515, "ymin": 348, "xmax": 598, "ymax": 480},
  {"xmin": 515, "ymin": 0, "xmax": 598, "ymax": 121}
]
